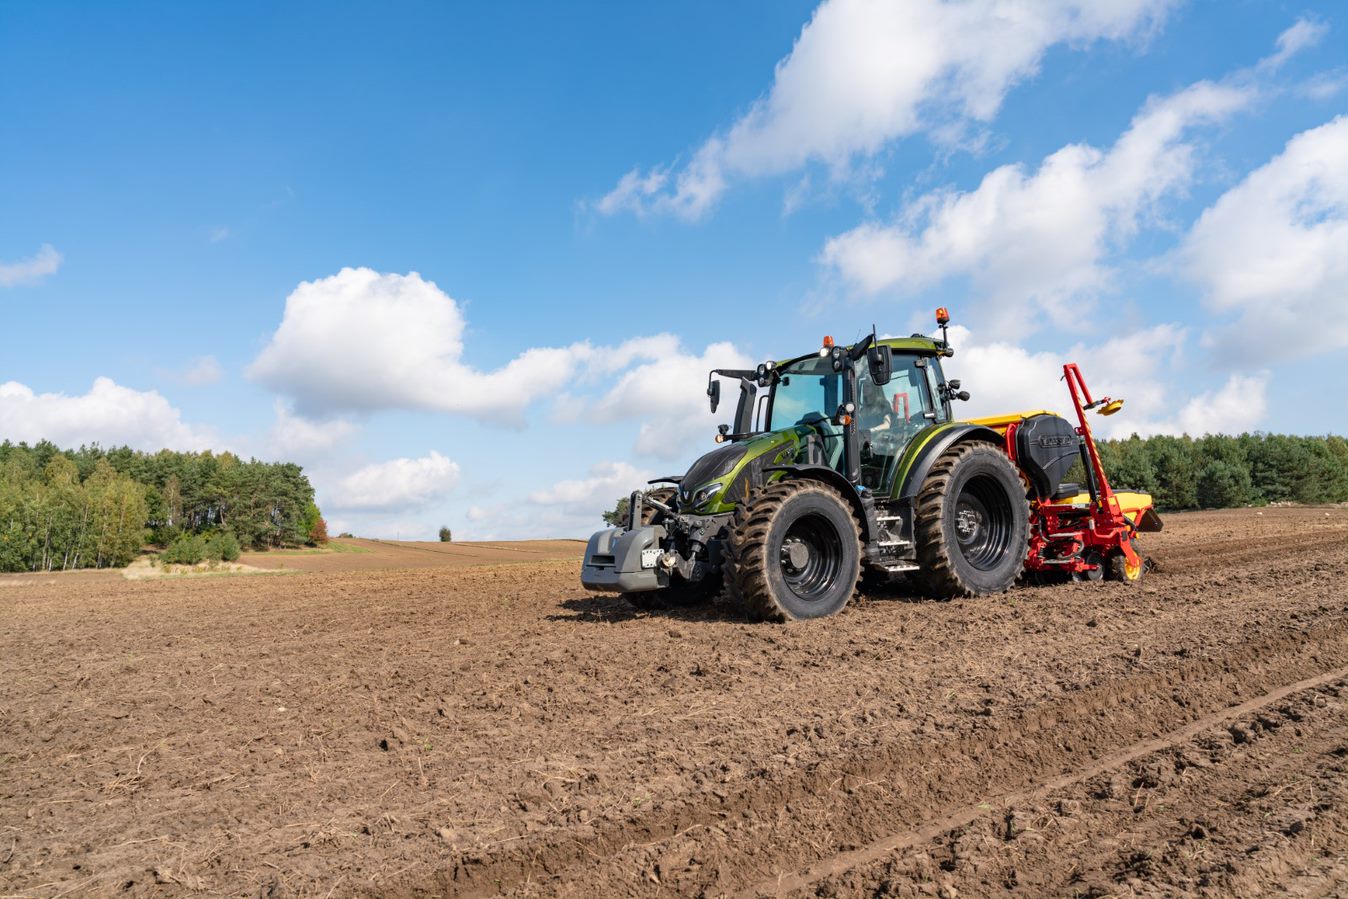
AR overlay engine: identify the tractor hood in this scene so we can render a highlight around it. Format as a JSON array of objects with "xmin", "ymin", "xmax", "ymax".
[{"xmin": 678, "ymin": 429, "xmax": 805, "ymax": 513}]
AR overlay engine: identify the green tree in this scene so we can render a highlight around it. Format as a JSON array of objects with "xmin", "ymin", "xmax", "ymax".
[
  {"xmin": 438, "ymin": 526, "xmax": 453, "ymax": 542},
  {"xmin": 0, "ymin": 440, "xmax": 322, "ymax": 569},
  {"xmin": 601, "ymin": 496, "xmax": 631, "ymax": 527},
  {"xmin": 1099, "ymin": 436, "xmax": 1158, "ymax": 495},
  {"xmin": 1196, "ymin": 459, "xmax": 1252, "ymax": 509},
  {"xmin": 1148, "ymin": 436, "xmax": 1199, "ymax": 511}
]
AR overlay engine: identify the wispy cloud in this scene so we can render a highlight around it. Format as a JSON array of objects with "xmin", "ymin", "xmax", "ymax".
[{"xmin": 0, "ymin": 244, "xmax": 62, "ymax": 287}]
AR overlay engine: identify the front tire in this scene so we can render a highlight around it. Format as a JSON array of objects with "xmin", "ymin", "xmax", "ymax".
[
  {"xmin": 913, "ymin": 442, "xmax": 1029, "ymax": 598},
  {"xmin": 727, "ymin": 480, "xmax": 862, "ymax": 622}
]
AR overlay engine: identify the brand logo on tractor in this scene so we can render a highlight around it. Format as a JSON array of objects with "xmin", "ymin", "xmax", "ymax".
[{"xmin": 1036, "ymin": 436, "xmax": 1078, "ymax": 448}]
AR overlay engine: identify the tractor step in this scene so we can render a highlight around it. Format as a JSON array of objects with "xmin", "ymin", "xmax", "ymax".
[{"xmin": 879, "ymin": 562, "xmax": 920, "ymax": 573}]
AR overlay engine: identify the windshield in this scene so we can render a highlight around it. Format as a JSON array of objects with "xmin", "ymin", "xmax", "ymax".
[
  {"xmin": 766, "ymin": 350, "xmax": 945, "ymax": 490},
  {"xmin": 767, "ymin": 357, "xmax": 840, "ymax": 429},
  {"xmin": 766, "ymin": 356, "xmax": 844, "ymax": 470}
]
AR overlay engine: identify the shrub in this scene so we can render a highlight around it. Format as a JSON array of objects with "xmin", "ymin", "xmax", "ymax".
[
  {"xmin": 203, "ymin": 531, "xmax": 241, "ymax": 562},
  {"xmin": 161, "ymin": 533, "xmax": 205, "ymax": 565},
  {"xmin": 438, "ymin": 526, "xmax": 452, "ymax": 543},
  {"xmin": 310, "ymin": 516, "xmax": 329, "ymax": 545}
]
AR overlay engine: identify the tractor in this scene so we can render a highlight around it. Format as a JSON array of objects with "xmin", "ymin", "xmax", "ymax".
[{"xmin": 581, "ymin": 309, "xmax": 1162, "ymax": 621}]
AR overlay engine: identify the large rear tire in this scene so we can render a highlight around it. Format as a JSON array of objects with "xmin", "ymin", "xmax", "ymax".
[
  {"xmin": 913, "ymin": 442, "xmax": 1029, "ymax": 598},
  {"xmin": 726, "ymin": 480, "xmax": 861, "ymax": 622}
]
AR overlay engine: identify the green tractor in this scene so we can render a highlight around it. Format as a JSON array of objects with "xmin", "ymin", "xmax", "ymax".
[
  {"xmin": 583, "ymin": 311, "xmax": 1021, "ymax": 620},
  {"xmin": 581, "ymin": 310, "xmax": 1155, "ymax": 620}
]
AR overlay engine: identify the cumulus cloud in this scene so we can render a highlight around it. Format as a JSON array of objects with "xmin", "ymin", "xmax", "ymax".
[
  {"xmin": 0, "ymin": 244, "xmax": 62, "ymax": 287},
  {"xmin": 1179, "ymin": 115, "xmax": 1348, "ymax": 360},
  {"xmin": 941, "ymin": 325, "xmax": 1269, "ymax": 438},
  {"xmin": 266, "ymin": 401, "xmax": 358, "ymax": 460},
  {"xmin": 597, "ymin": 0, "xmax": 1175, "ymax": 219},
  {"xmin": 583, "ymin": 340, "xmax": 755, "ymax": 459},
  {"xmin": 247, "ymin": 268, "xmax": 583, "ymax": 424},
  {"xmin": 325, "ymin": 451, "xmax": 460, "ymax": 511},
  {"xmin": 248, "ymin": 269, "xmax": 759, "ymax": 453},
  {"xmin": 529, "ymin": 461, "xmax": 654, "ymax": 509},
  {"xmin": 821, "ymin": 79, "xmax": 1252, "ymax": 339},
  {"xmin": 0, "ymin": 377, "xmax": 216, "ymax": 451}
]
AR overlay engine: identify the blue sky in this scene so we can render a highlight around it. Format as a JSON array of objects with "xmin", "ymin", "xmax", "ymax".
[{"xmin": 2, "ymin": 0, "xmax": 1345, "ymax": 539}]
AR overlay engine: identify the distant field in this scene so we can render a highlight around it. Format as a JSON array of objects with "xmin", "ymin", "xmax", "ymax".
[{"xmin": 239, "ymin": 537, "xmax": 586, "ymax": 571}]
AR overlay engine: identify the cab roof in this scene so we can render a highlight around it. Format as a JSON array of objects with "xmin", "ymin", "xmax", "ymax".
[{"xmin": 775, "ymin": 335, "xmax": 943, "ymax": 367}]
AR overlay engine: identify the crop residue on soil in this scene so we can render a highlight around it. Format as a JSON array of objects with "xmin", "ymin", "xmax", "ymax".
[{"xmin": 2, "ymin": 507, "xmax": 1348, "ymax": 897}]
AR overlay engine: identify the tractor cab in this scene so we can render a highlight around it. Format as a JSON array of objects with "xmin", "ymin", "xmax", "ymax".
[{"xmin": 700, "ymin": 327, "xmax": 961, "ymax": 512}]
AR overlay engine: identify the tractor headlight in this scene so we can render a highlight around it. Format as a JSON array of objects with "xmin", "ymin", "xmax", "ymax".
[{"xmin": 689, "ymin": 482, "xmax": 724, "ymax": 509}]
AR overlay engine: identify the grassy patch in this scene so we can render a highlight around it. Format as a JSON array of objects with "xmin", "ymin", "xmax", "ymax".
[{"xmin": 255, "ymin": 540, "xmax": 373, "ymax": 556}]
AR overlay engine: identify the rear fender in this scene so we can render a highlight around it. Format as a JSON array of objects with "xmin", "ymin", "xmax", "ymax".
[{"xmin": 895, "ymin": 424, "xmax": 1006, "ymax": 501}]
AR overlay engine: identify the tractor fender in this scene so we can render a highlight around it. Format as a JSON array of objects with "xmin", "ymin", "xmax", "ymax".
[
  {"xmin": 762, "ymin": 464, "xmax": 874, "ymax": 542},
  {"xmin": 896, "ymin": 424, "xmax": 1005, "ymax": 502}
]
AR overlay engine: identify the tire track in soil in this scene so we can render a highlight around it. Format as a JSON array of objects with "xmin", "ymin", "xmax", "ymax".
[
  {"xmin": 741, "ymin": 670, "xmax": 1348, "ymax": 898},
  {"xmin": 412, "ymin": 615, "xmax": 1348, "ymax": 898}
]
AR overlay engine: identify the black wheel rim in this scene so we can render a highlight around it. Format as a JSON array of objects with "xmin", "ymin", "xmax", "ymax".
[
  {"xmin": 953, "ymin": 474, "xmax": 1014, "ymax": 571},
  {"xmin": 777, "ymin": 512, "xmax": 844, "ymax": 603}
]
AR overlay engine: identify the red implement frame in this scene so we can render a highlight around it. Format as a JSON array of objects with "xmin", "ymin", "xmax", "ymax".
[{"xmin": 1004, "ymin": 363, "xmax": 1144, "ymax": 577}]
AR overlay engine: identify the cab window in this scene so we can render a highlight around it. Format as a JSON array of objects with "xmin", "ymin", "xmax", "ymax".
[{"xmin": 856, "ymin": 355, "xmax": 940, "ymax": 491}]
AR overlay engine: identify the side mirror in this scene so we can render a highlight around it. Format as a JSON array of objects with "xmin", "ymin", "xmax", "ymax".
[
  {"xmin": 708, "ymin": 379, "xmax": 721, "ymax": 413},
  {"xmin": 867, "ymin": 345, "xmax": 893, "ymax": 386}
]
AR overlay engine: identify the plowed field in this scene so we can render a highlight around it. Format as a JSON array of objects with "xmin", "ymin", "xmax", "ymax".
[{"xmin": 3, "ymin": 508, "xmax": 1347, "ymax": 898}]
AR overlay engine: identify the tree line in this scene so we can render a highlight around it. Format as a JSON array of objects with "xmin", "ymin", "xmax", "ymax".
[
  {"xmin": 1096, "ymin": 433, "xmax": 1348, "ymax": 510},
  {"xmin": 0, "ymin": 440, "xmax": 323, "ymax": 572}
]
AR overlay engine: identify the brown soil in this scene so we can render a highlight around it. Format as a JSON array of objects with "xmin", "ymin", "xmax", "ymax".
[
  {"xmin": 2, "ymin": 507, "xmax": 1347, "ymax": 898},
  {"xmin": 240, "ymin": 538, "xmax": 586, "ymax": 572}
]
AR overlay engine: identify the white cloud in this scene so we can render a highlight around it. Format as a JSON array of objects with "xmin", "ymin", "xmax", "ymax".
[
  {"xmin": 325, "ymin": 451, "xmax": 460, "ymax": 512},
  {"xmin": 0, "ymin": 377, "xmax": 216, "ymax": 451},
  {"xmin": 1161, "ymin": 374, "xmax": 1270, "ymax": 437},
  {"xmin": 1258, "ymin": 17, "xmax": 1328, "ymax": 73},
  {"xmin": 941, "ymin": 325, "xmax": 1269, "ymax": 438},
  {"xmin": 577, "ymin": 339, "xmax": 755, "ymax": 460},
  {"xmin": 821, "ymin": 79, "xmax": 1252, "ymax": 339},
  {"xmin": 208, "ymin": 226, "xmax": 231, "ymax": 244},
  {"xmin": 182, "ymin": 356, "xmax": 224, "ymax": 386},
  {"xmin": 247, "ymin": 268, "xmax": 584, "ymax": 424},
  {"xmin": 0, "ymin": 244, "xmax": 62, "ymax": 287},
  {"xmin": 597, "ymin": 0, "xmax": 1175, "ymax": 219},
  {"xmin": 529, "ymin": 460, "xmax": 653, "ymax": 509},
  {"xmin": 248, "ymin": 269, "xmax": 759, "ymax": 454},
  {"xmin": 1179, "ymin": 115, "xmax": 1348, "ymax": 359},
  {"xmin": 266, "ymin": 401, "xmax": 358, "ymax": 460}
]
